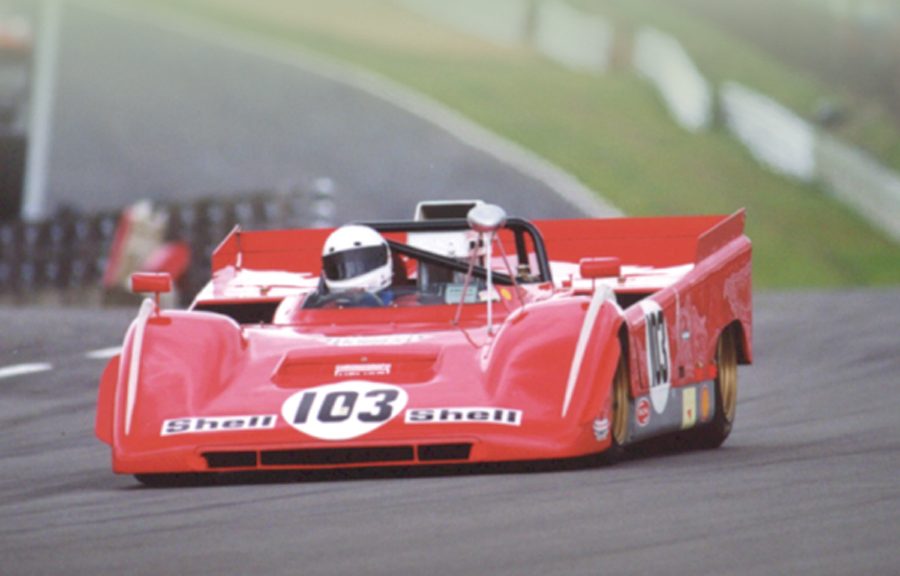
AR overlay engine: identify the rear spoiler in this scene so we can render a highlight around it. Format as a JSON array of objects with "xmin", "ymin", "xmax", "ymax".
[{"xmin": 695, "ymin": 209, "xmax": 746, "ymax": 262}]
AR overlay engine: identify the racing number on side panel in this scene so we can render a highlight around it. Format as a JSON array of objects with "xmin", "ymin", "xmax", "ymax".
[
  {"xmin": 281, "ymin": 381, "xmax": 409, "ymax": 440},
  {"xmin": 641, "ymin": 301, "xmax": 673, "ymax": 414},
  {"xmin": 646, "ymin": 309, "xmax": 670, "ymax": 389},
  {"xmin": 293, "ymin": 389, "xmax": 401, "ymax": 424}
]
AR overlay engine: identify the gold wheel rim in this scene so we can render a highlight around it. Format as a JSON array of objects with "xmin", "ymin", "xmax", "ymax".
[
  {"xmin": 717, "ymin": 330, "xmax": 738, "ymax": 423},
  {"xmin": 612, "ymin": 356, "xmax": 629, "ymax": 445}
]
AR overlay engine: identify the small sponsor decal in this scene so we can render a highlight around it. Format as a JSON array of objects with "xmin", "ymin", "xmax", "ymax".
[
  {"xmin": 405, "ymin": 407, "xmax": 522, "ymax": 426},
  {"xmin": 681, "ymin": 387, "xmax": 697, "ymax": 429},
  {"xmin": 161, "ymin": 414, "xmax": 277, "ymax": 436},
  {"xmin": 323, "ymin": 334, "xmax": 426, "ymax": 347},
  {"xmin": 334, "ymin": 363, "xmax": 391, "ymax": 377},
  {"xmin": 635, "ymin": 397, "xmax": 651, "ymax": 427},
  {"xmin": 593, "ymin": 418, "xmax": 610, "ymax": 441},
  {"xmin": 282, "ymin": 381, "xmax": 408, "ymax": 441},
  {"xmin": 700, "ymin": 384, "xmax": 711, "ymax": 422}
]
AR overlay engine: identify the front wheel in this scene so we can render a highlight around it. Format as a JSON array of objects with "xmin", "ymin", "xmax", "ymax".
[
  {"xmin": 691, "ymin": 327, "xmax": 739, "ymax": 449},
  {"xmin": 598, "ymin": 352, "xmax": 630, "ymax": 465}
]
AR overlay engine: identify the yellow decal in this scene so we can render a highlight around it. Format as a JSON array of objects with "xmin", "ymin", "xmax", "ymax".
[
  {"xmin": 700, "ymin": 385, "xmax": 711, "ymax": 422},
  {"xmin": 681, "ymin": 388, "xmax": 697, "ymax": 429}
]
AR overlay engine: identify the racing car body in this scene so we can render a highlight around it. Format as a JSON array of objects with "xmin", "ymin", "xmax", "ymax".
[{"xmin": 96, "ymin": 204, "xmax": 752, "ymax": 482}]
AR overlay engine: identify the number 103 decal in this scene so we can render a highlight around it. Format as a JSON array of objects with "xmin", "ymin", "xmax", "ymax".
[
  {"xmin": 281, "ymin": 381, "xmax": 408, "ymax": 440},
  {"xmin": 640, "ymin": 301, "xmax": 672, "ymax": 414}
]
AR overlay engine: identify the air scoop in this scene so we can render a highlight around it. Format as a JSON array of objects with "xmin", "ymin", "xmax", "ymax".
[{"xmin": 272, "ymin": 346, "xmax": 441, "ymax": 387}]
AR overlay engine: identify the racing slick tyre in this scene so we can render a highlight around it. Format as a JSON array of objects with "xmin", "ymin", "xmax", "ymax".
[
  {"xmin": 598, "ymin": 353, "xmax": 630, "ymax": 465},
  {"xmin": 691, "ymin": 327, "xmax": 738, "ymax": 450}
]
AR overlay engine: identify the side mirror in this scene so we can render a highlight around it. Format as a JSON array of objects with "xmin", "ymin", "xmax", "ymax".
[
  {"xmin": 579, "ymin": 257, "xmax": 621, "ymax": 280},
  {"xmin": 130, "ymin": 272, "xmax": 172, "ymax": 295},
  {"xmin": 467, "ymin": 203, "xmax": 507, "ymax": 234}
]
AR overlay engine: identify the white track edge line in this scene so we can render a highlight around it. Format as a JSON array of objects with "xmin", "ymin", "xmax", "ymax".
[
  {"xmin": 0, "ymin": 363, "xmax": 54, "ymax": 380},
  {"xmin": 85, "ymin": 346, "xmax": 122, "ymax": 360}
]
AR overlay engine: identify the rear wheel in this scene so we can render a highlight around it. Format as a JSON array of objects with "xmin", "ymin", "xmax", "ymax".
[{"xmin": 692, "ymin": 327, "xmax": 739, "ymax": 449}]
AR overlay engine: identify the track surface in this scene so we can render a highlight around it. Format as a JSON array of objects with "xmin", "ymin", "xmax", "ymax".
[{"xmin": 1, "ymin": 290, "xmax": 898, "ymax": 575}]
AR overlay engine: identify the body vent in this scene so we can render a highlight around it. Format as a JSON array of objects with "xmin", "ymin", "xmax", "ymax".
[
  {"xmin": 203, "ymin": 451, "xmax": 257, "ymax": 469},
  {"xmin": 260, "ymin": 446, "xmax": 415, "ymax": 467},
  {"xmin": 417, "ymin": 443, "xmax": 472, "ymax": 462},
  {"xmin": 202, "ymin": 443, "xmax": 473, "ymax": 470}
]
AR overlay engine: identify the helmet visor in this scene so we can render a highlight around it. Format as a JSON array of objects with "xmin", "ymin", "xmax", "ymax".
[{"xmin": 322, "ymin": 245, "xmax": 388, "ymax": 281}]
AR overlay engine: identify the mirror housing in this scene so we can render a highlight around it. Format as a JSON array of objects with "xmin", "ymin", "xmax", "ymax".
[
  {"xmin": 130, "ymin": 272, "xmax": 173, "ymax": 295},
  {"xmin": 467, "ymin": 203, "xmax": 507, "ymax": 234},
  {"xmin": 579, "ymin": 257, "xmax": 621, "ymax": 280}
]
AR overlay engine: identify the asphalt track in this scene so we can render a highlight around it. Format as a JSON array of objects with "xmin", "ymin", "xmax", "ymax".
[{"xmin": 1, "ymin": 290, "xmax": 898, "ymax": 575}]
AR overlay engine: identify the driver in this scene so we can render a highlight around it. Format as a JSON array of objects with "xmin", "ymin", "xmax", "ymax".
[{"xmin": 304, "ymin": 225, "xmax": 395, "ymax": 308}]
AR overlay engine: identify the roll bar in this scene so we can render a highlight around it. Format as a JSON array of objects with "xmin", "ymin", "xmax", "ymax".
[{"xmin": 357, "ymin": 217, "xmax": 553, "ymax": 283}]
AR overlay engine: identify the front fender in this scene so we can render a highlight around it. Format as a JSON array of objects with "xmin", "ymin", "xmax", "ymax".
[
  {"xmin": 486, "ymin": 291, "xmax": 623, "ymax": 433},
  {"xmin": 107, "ymin": 304, "xmax": 245, "ymax": 452}
]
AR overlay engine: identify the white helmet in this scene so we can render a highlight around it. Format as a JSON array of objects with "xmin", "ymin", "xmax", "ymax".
[{"xmin": 321, "ymin": 225, "xmax": 393, "ymax": 294}]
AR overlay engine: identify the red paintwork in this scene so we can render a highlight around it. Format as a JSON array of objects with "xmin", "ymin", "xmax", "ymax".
[{"xmin": 96, "ymin": 211, "xmax": 752, "ymax": 476}]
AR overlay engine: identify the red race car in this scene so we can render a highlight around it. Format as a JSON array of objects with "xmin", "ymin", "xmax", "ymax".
[{"xmin": 96, "ymin": 202, "xmax": 752, "ymax": 485}]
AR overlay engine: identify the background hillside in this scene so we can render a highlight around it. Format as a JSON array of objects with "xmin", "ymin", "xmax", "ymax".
[{"xmin": 147, "ymin": 0, "xmax": 900, "ymax": 288}]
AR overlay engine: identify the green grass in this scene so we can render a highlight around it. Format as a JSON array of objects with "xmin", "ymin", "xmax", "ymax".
[{"xmin": 136, "ymin": 0, "xmax": 900, "ymax": 288}]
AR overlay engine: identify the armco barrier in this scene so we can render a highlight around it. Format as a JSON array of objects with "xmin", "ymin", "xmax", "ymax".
[
  {"xmin": 0, "ymin": 183, "xmax": 336, "ymax": 306},
  {"xmin": 720, "ymin": 82, "xmax": 816, "ymax": 182},
  {"xmin": 534, "ymin": 1, "xmax": 613, "ymax": 73},
  {"xmin": 633, "ymin": 27, "xmax": 712, "ymax": 133},
  {"xmin": 816, "ymin": 135, "xmax": 900, "ymax": 243}
]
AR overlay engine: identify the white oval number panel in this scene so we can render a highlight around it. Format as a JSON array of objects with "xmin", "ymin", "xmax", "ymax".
[
  {"xmin": 640, "ymin": 300, "xmax": 672, "ymax": 415},
  {"xmin": 281, "ymin": 381, "xmax": 408, "ymax": 441}
]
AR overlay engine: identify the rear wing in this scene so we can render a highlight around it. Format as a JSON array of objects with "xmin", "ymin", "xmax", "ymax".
[
  {"xmin": 536, "ymin": 210, "xmax": 746, "ymax": 268},
  {"xmin": 212, "ymin": 226, "xmax": 332, "ymax": 275}
]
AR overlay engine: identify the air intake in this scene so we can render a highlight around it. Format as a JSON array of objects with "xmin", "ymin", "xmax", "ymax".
[
  {"xmin": 203, "ymin": 451, "xmax": 257, "ymax": 469},
  {"xmin": 260, "ymin": 446, "xmax": 415, "ymax": 467},
  {"xmin": 417, "ymin": 443, "xmax": 472, "ymax": 462}
]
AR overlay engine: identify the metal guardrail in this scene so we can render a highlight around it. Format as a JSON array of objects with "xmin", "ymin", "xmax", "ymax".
[
  {"xmin": 633, "ymin": 26, "xmax": 713, "ymax": 133},
  {"xmin": 0, "ymin": 182, "xmax": 336, "ymax": 306}
]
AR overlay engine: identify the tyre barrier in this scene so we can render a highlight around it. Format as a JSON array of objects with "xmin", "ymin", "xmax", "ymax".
[{"xmin": 0, "ymin": 182, "xmax": 336, "ymax": 306}]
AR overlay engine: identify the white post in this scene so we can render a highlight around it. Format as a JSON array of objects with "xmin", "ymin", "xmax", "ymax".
[{"xmin": 22, "ymin": 0, "xmax": 62, "ymax": 221}]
